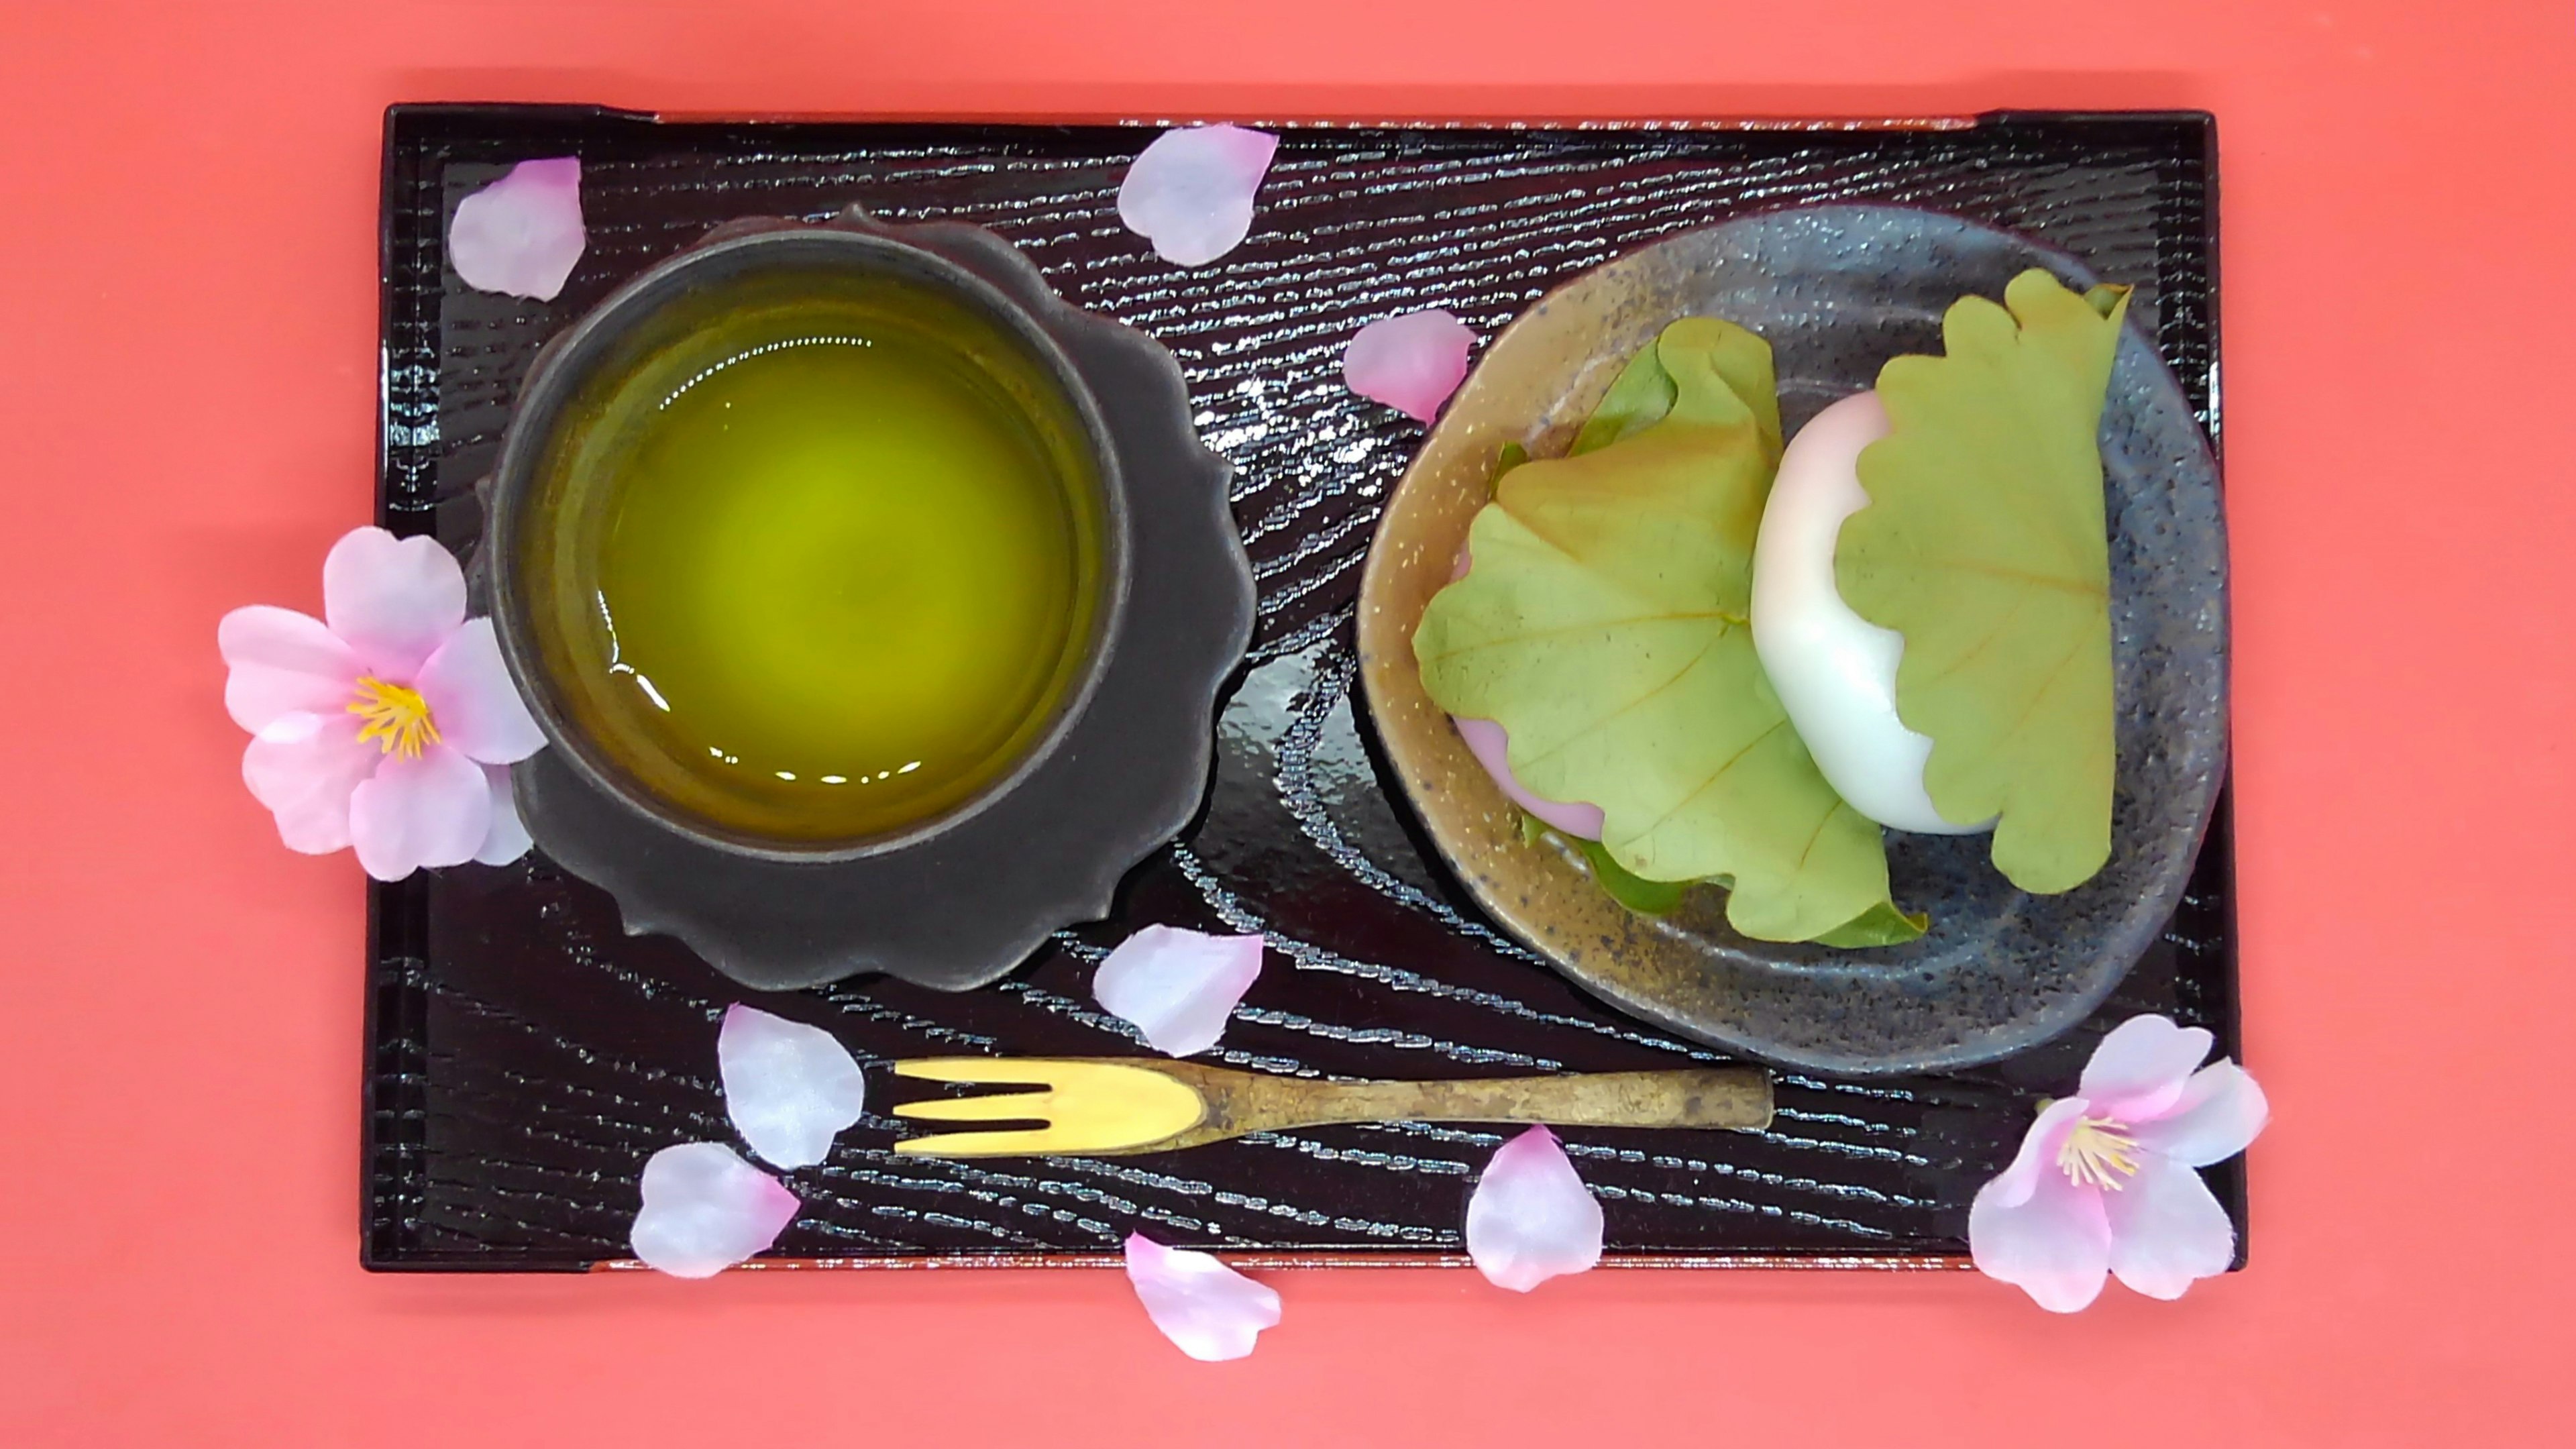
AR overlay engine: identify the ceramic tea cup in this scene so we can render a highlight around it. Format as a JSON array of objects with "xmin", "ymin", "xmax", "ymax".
[{"xmin": 484, "ymin": 211, "xmax": 1254, "ymax": 990}]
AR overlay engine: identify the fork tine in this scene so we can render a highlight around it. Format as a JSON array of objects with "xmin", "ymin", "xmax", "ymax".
[
  {"xmin": 894, "ymin": 1058, "xmax": 1073, "ymax": 1086},
  {"xmin": 888, "ymin": 1057, "xmax": 1214, "ymax": 1157},
  {"xmin": 891, "ymin": 1091, "xmax": 1057, "ymax": 1124},
  {"xmin": 893, "ymin": 1127, "xmax": 1089, "ymax": 1157}
]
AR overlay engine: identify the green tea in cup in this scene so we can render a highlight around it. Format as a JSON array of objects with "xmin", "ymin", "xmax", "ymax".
[{"xmin": 517, "ymin": 261, "xmax": 1112, "ymax": 847}]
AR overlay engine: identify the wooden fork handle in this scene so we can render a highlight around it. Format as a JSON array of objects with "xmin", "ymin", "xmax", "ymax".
[{"xmin": 1239, "ymin": 1067, "xmax": 1772, "ymax": 1134}]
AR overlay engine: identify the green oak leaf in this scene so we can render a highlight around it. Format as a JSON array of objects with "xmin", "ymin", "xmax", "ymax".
[
  {"xmin": 1515, "ymin": 810, "xmax": 1693, "ymax": 916},
  {"xmin": 1417, "ymin": 318, "xmax": 1916, "ymax": 944},
  {"xmin": 1570, "ymin": 339, "xmax": 1681, "ymax": 453},
  {"xmin": 1814, "ymin": 900, "xmax": 1934, "ymax": 949},
  {"xmin": 1837, "ymin": 268, "xmax": 2129, "ymax": 894}
]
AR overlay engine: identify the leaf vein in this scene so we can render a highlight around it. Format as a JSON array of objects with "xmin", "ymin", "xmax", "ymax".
[
  {"xmin": 1627, "ymin": 716, "xmax": 1790, "ymax": 843},
  {"xmin": 1421, "ymin": 610, "xmax": 1746, "ymax": 662},
  {"xmin": 1792, "ymin": 799, "xmax": 1847, "ymax": 873}
]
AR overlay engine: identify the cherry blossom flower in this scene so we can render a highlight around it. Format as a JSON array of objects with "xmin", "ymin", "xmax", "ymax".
[
  {"xmin": 1970, "ymin": 1014, "xmax": 2269, "ymax": 1312},
  {"xmin": 220, "ymin": 526, "xmax": 545, "ymax": 880}
]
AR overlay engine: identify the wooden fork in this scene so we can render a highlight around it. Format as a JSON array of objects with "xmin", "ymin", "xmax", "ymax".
[{"xmin": 890, "ymin": 1057, "xmax": 1772, "ymax": 1157}]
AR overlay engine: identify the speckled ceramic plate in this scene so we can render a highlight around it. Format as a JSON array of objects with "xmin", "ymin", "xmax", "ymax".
[{"xmin": 1356, "ymin": 205, "xmax": 2229, "ymax": 1075}]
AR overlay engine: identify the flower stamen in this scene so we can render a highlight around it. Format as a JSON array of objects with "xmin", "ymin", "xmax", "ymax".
[
  {"xmin": 348, "ymin": 676, "xmax": 440, "ymax": 759},
  {"xmin": 2057, "ymin": 1115, "xmax": 2143, "ymax": 1191}
]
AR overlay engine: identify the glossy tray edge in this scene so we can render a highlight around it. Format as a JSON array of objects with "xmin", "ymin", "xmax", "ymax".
[{"xmin": 362, "ymin": 104, "xmax": 2235, "ymax": 1273}]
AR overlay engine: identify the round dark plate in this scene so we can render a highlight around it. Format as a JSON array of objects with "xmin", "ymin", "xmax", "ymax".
[{"xmin": 1356, "ymin": 205, "xmax": 2228, "ymax": 1073}]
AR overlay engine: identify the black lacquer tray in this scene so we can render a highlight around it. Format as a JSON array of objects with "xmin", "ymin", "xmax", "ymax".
[{"xmin": 368, "ymin": 104, "xmax": 2239, "ymax": 1271}]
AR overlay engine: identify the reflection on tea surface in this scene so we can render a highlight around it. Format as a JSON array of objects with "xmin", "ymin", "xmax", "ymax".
[{"xmin": 531, "ymin": 278, "xmax": 1105, "ymax": 844}]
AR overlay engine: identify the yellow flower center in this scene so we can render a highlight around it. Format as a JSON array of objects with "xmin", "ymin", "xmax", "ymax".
[
  {"xmin": 2057, "ymin": 1115, "xmax": 2143, "ymax": 1191},
  {"xmin": 348, "ymin": 676, "xmax": 441, "ymax": 759}
]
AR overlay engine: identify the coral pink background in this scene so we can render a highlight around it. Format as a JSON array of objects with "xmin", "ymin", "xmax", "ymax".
[{"xmin": 2, "ymin": 1, "xmax": 2567, "ymax": 1442}]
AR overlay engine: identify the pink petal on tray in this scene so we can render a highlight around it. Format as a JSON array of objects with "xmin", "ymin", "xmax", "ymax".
[
  {"xmin": 449, "ymin": 157, "xmax": 587, "ymax": 301},
  {"xmin": 1124, "ymin": 1232, "xmax": 1281, "ymax": 1361},
  {"xmin": 630, "ymin": 1142, "xmax": 800, "ymax": 1279},
  {"xmin": 1343, "ymin": 309, "xmax": 1474, "ymax": 423},
  {"xmin": 718, "ymin": 1004, "xmax": 868, "ymax": 1170},
  {"xmin": 1092, "ymin": 925, "xmax": 1265, "ymax": 1057},
  {"xmin": 1117, "ymin": 125, "xmax": 1277, "ymax": 267},
  {"xmin": 2077, "ymin": 1013, "xmax": 2215, "ymax": 1123},
  {"xmin": 1464, "ymin": 1126, "xmax": 1603, "ymax": 1292}
]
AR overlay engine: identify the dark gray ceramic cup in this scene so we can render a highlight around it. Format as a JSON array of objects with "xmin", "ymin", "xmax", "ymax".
[{"xmin": 485, "ymin": 211, "xmax": 1254, "ymax": 991}]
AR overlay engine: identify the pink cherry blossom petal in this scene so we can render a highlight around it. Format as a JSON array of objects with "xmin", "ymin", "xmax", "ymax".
[
  {"xmin": 2103, "ymin": 1152, "xmax": 2236, "ymax": 1300},
  {"xmin": 1091, "ymin": 925, "xmax": 1265, "ymax": 1057},
  {"xmin": 449, "ymin": 157, "xmax": 586, "ymax": 302},
  {"xmin": 1454, "ymin": 716, "xmax": 1607, "ymax": 840},
  {"xmin": 472, "ymin": 763, "xmax": 531, "ymax": 867},
  {"xmin": 1122, "ymin": 1232, "xmax": 1281, "ymax": 1361},
  {"xmin": 718, "ymin": 1004, "xmax": 868, "ymax": 1170},
  {"xmin": 2133, "ymin": 1060, "xmax": 2269, "ymax": 1168},
  {"xmin": 242, "ymin": 711, "xmax": 380, "ymax": 855},
  {"xmin": 2079, "ymin": 1014, "xmax": 2216, "ymax": 1122},
  {"xmin": 347, "ymin": 741, "xmax": 491, "ymax": 881},
  {"xmin": 218, "ymin": 605, "xmax": 361, "ymax": 732},
  {"xmin": 1968, "ymin": 1097, "xmax": 2112, "ymax": 1313},
  {"xmin": 629, "ymin": 1142, "xmax": 799, "ymax": 1279},
  {"xmin": 1343, "ymin": 309, "xmax": 1474, "ymax": 424},
  {"xmin": 1116, "ymin": 125, "xmax": 1277, "ymax": 268},
  {"xmin": 1464, "ymin": 1126, "xmax": 1605, "ymax": 1291},
  {"xmin": 415, "ymin": 617, "xmax": 547, "ymax": 764},
  {"xmin": 1974, "ymin": 1097, "xmax": 2090, "ymax": 1214},
  {"xmin": 321, "ymin": 527, "xmax": 467, "ymax": 680}
]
